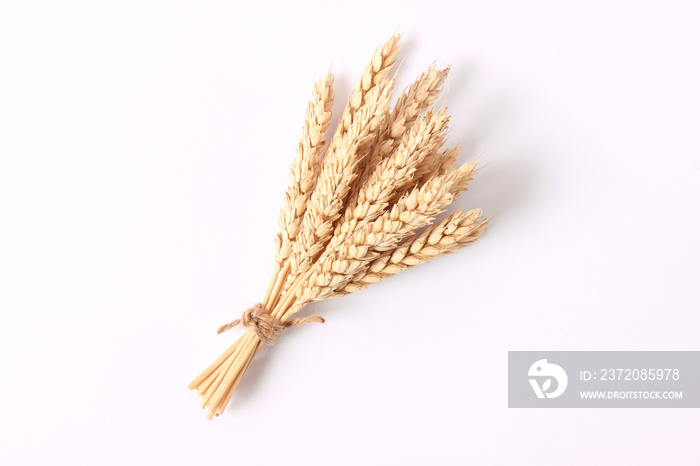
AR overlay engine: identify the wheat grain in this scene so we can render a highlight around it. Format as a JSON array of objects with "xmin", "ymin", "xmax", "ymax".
[{"xmin": 414, "ymin": 145, "xmax": 460, "ymax": 184}]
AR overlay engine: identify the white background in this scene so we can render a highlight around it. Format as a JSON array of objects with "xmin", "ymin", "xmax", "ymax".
[{"xmin": 1, "ymin": 1, "xmax": 698, "ymax": 465}]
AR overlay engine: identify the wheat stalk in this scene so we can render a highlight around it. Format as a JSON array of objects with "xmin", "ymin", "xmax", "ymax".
[{"xmin": 189, "ymin": 36, "xmax": 490, "ymax": 419}]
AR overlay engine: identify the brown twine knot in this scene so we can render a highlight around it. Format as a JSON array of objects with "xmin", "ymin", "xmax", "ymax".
[{"xmin": 216, "ymin": 303, "xmax": 325, "ymax": 345}]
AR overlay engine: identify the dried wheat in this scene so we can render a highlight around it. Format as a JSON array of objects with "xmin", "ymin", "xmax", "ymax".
[{"xmin": 189, "ymin": 36, "xmax": 490, "ymax": 420}]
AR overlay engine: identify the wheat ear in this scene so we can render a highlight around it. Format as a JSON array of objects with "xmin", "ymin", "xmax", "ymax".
[
  {"xmin": 337, "ymin": 34, "xmax": 402, "ymax": 135},
  {"xmin": 265, "ymin": 73, "xmax": 335, "ymax": 303},
  {"xmin": 341, "ymin": 210, "xmax": 489, "ymax": 293}
]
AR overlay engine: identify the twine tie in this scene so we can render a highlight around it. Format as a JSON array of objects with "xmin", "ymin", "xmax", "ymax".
[{"xmin": 216, "ymin": 303, "xmax": 324, "ymax": 345}]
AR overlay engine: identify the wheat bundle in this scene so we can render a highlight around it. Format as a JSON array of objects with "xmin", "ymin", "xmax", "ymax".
[{"xmin": 188, "ymin": 35, "xmax": 489, "ymax": 419}]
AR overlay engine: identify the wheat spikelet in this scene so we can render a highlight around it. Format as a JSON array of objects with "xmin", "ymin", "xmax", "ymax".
[
  {"xmin": 189, "ymin": 35, "xmax": 491, "ymax": 419},
  {"xmin": 414, "ymin": 145, "xmax": 461, "ymax": 183}
]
